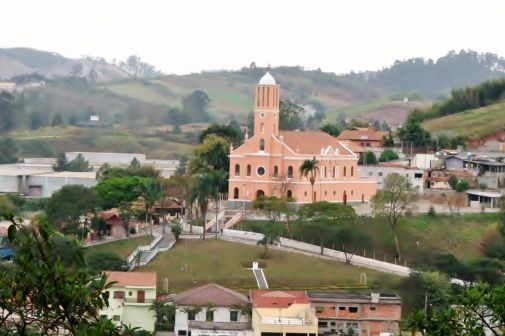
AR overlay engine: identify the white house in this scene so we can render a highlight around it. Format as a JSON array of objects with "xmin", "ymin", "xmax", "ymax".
[
  {"xmin": 100, "ymin": 271, "xmax": 157, "ymax": 332},
  {"xmin": 174, "ymin": 283, "xmax": 252, "ymax": 336},
  {"xmin": 359, "ymin": 164, "xmax": 425, "ymax": 191}
]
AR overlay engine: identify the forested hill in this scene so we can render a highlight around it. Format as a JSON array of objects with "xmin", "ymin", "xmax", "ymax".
[{"xmin": 356, "ymin": 50, "xmax": 505, "ymax": 99}]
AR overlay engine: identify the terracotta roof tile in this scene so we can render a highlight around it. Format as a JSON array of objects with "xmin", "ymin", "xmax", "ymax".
[
  {"xmin": 105, "ymin": 271, "xmax": 156, "ymax": 288},
  {"xmin": 174, "ymin": 283, "xmax": 249, "ymax": 306},
  {"xmin": 251, "ymin": 290, "xmax": 309, "ymax": 308},
  {"xmin": 279, "ymin": 131, "xmax": 354, "ymax": 156},
  {"xmin": 337, "ymin": 128, "xmax": 388, "ymax": 142}
]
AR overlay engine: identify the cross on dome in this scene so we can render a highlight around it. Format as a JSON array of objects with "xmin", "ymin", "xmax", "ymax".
[{"xmin": 259, "ymin": 71, "xmax": 276, "ymax": 85}]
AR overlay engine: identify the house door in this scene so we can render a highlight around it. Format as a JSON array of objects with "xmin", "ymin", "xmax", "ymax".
[
  {"xmin": 361, "ymin": 194, "xmax": 364, "ymax": 203},
  {"xmin": 137, "ymin": 290, "xmax": 145, "ymax": 303}
]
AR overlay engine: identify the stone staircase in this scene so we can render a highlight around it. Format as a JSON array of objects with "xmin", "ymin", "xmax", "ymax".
[{"xmin": 127, "ymin": 232, "xmax": 176, "ymax": 269}]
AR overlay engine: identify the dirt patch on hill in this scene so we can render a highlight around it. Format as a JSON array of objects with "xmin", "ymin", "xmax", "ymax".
[{"xmin": 356, "ymin": 101, "xmax": 431, "ymax": 126}]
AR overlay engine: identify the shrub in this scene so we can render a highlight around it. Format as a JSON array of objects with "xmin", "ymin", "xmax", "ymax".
[
  {"xmin": 379, "ymin": 149, "xmax": 399, "ymax": 162},
  {"xmin": 427, "ymin": 205, "xmax": 437, "ymax": 217}
]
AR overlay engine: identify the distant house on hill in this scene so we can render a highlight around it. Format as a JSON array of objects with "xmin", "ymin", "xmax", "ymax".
[{"xmin": 337, "ymin": 127, "xmax": 388, "ymax": 148}]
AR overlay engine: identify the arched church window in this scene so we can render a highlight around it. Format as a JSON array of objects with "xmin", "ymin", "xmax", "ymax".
[
  {"xmin": 343, "ymin": 166, "xmax": 347, "ymax": 177},
  {"xmin": 274, "ymin": 166, "xmax": 279, "ymax": 177},
  {"xmin": 233, "ymin": 188, "xmax": 239, "ymax": 199},
  {"xmin": 351, "ymin": 166, "xmax": 354, "ymax": 176},
  {"xmin": 259, "ymin": 139, "xmax": 265, "ymax": 151},
  {"xmin": 333, "ymin": 166, "xmax": 336, "ymax": 178},
  {"xmin": 234, "ymin": 164, "xmax": 240, "ymax": 176},
  {"xmin": 247, "ymin": 165, "xmax": 251, "ymax": 176},
  {"xmin": 287, "ymin": 166, "xmax": 293, "ymax": 178}
]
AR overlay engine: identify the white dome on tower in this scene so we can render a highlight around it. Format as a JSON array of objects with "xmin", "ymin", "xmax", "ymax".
[{"xmin": 259, "ymin": 71, "xmax": 276, "ymax": 85}]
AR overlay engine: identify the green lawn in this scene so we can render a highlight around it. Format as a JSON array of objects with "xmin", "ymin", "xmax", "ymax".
[
  {"xmin": 85, "ymin": 236, "xmax": 151, "ymax": 258},
  {"xmin": 241, "ymin": 213, "xmax": 499, "ymax": 265},
  {"xmin": 139, "ymin": 239, "xmax": 400, "ymax": 293}
]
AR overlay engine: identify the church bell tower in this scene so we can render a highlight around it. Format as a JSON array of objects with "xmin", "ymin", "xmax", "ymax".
[{"xmin": 254, "ymin": 71, "xmax": 280, "ymax": 137}]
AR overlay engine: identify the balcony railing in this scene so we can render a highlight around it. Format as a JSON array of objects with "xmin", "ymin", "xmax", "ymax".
[
  {"xmin": 123, "ymin": 297, "xmax": 154, "ymax": 304},
  {"xmin": 261, "ymin": 317, "xmax": 313, "ymax": 325}
]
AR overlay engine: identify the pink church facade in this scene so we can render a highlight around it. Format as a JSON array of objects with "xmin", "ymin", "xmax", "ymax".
[{"xmin": 228, "ymin": 72, "xmax": 376, "ymax": 204}]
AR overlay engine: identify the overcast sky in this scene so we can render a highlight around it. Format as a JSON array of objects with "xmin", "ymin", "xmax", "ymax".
[{"xmin": 2, "ymin": 0, "xmax": 504, "ymax": 75}]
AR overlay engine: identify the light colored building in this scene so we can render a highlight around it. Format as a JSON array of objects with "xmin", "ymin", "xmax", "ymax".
[
  {"xmin": 337, "ymin": 128, "xmax": 388, "ymax": 148},
  {"xmin": 174, "ymin": 283, "xmax": 252, "ymax": 336},
  {"xmin": 308, "ymin": 292, "xmax": 402, "ymax": 336},
  {"xmin": 228, "ymin": 72, "xmax": 376, "ymax": 205},
  {"xmin": 411, "ymin": 153, "xmax": 437, "ymax": 170},
  {"xmin": 66, "ymin": 152, "xmax": 146, "ymax": 166},
  {"xmin": 251, "ymin": 290, "xmax": 318, "ymax": 336},
  {"xmin": 100, "ymin": 271, "xmax": 157, "ymax": 332},
  {"xmin": 359, "ymin": 164, "xmax": 425, "ymax": 191}
]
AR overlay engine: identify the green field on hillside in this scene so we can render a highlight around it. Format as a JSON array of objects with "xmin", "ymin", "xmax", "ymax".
[
  {"xmin": 139, "ymin": 239, "xmax": 401, "ymax": 293},
  {"xmin": 423, "ymin": 101, "xmax": 505, "ymax": 139},
  {"xmin": 11, "ymin": 126, "xmax": 196, "ymax": 159}
]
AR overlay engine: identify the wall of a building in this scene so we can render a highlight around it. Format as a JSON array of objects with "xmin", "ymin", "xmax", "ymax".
[
  {"xmin": 0, "ymin": 176, "xmax": 20, "ymax": 193},
  {"xmin": 359, "ymin": 166, "xmax": 424, "ymax": 191},
  {"xmin": 28, "ymin": 176, "xmax": 96, "ymax": 197},
  {"xmin": 252, "ymin": 304, "xmax": 318, "ymax": 336},
  {"xmin": 175, "ymin": 306, "xmax": 249, "ymax": 334}
]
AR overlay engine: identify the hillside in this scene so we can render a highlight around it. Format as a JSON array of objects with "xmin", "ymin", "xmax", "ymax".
[
  {"xmin": 0, "ymin": 48, "xmax": 130, "ymax": 82},
  {"xmin": 423, "ymin": 100, "xmax": 505, "ymax": 140}
]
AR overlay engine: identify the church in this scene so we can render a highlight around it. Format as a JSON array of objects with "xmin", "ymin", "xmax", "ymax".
[{"xmin": 228, "ymin": 72, "xmax": 376, "ymax": 204}]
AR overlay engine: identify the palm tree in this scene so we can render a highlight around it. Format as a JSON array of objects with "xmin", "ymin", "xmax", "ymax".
[
  {"xmin": 166, "ymin": 174, "xmax": 194, "ymax": 232},
  {"xmin": 300, "ymin": 156, "xmax": 320, "ymax": 203},
  {"xmin": 190, "ymin": 173, "xmax": 216, "ymax": 240},
  {"xmin": 205, "ymin": 302, "xmax": 216, "ymax": 321},
  {"xmin": 138, "ymin": 177, "xmax": 165, "ymax": 238},
  {"xmin": 208, "ymin": 169, "xmax": 229, "ymax": 239}
]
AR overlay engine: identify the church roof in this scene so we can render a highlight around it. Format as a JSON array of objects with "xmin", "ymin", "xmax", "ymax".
[
  {"xmin": 259, "ymin": 71, "xmax": 276, "ymax": 85},
  {"xmin": 279, "ymin": 131, "xmax": 355, "ymax": 156}
]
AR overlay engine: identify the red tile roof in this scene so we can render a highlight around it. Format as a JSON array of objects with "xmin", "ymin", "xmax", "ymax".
[
  {"xmin": 279, "ymin": 131, "xmax": 354, "ymax": 156},
  {"xmin": 174, "ymin": 283, "xmax": 249, "ymax": 306},
  {"xmin": 337, "ymin": 128, "xmax": 388, "ymax": 142},
  {"xmin": 105, "ymin": 271, "xmax": 156, "ymax": 288},
  {"xmin": 251, "ymin": 290, "xmax": 309, "ymax": 308}
]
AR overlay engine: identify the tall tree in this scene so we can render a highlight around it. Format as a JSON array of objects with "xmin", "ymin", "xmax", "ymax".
[
  {"xmin": 189, "ymin": 134, "xmax": 230, "ymax": 174},
  {"xmin": 199, "ymin": 123, "xmax": 243, "ymax": 147},
  {"xmin": 165, "ymin": 174, "xmax": 194, "ymax": 232},
  {"xmin": 52, "ymin": 113, "xmax": 64, "ymax": 126},
  {"xmin": 299, "ymin": 157, "xmax": 319, "ymax": 203},
  {"xmin": 371, "ymin": 173, "xmax": 418, "ymax": 260},
  {"xmin": 96, "ymin": 176, "xmax": 146, "ymax": 236},
  {"xmin": 208, "ymin": 169, "xmax": 229, "ymax": 238},
  {"xmin": 46, "ymin": 185, "xmax": 102, "ymax": 231},
  {"xmin": 190, "ymin": 173, "xmax": 217, "ymax": 240},
  {"xmin": 0, "ymin": 137, "xmax": 19, "ymax": 164},
  {"xmin": 0, "ymin": 91, "xmax": 17, "ymax": 131},
  {"xmin": 279, "ymin": 99, "xmax": 305, "ymax": 130},
  {"xmin": 138, "ymin": 178, "xmax": 165, "ymax": 237},
  {"xmin": 183, "ymin": 90, "xmax": 211, "ymax": 123}
]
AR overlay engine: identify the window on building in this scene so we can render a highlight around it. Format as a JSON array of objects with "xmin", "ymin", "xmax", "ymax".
[
  {"xmin": 287, "ymin": 189, "xmax": 293, "ymax": 199},
  {"xmin": 349, "ymin": 307, "xmax": 358, "ymax": 313},
  {"xmin": 260, "ymin": 123, "xmax": 265, "ymax": 133},
  {"xmin": 137, "ymin": 290, "xmax": 145, "ymax": 303},
  {"xmin": 287, "ymin": 166, "xmax": 293, "ymax": 178},
  {"xmin": 113, "ymin": 315, "xmax": 121, "ymax": 321},
  {"xmin": 415, "ymin": 173, "xmax": 423, "ymax": 178},
  {"xmin": 324, "ymin": 191, "xmax": 327, "ymax": 196},
  {"xmin": 230, "ymin": 310, "xmax": 239, "ymax": 322},
  {"xmin": 316, "ymin": 305, "xmax": 324, "ymax": 313},
  {"xmin": 343, "ymin": 166, "xmax": 347, "ymax": 177},
  {"xmin": 206, "ymin": 310, "xmax": 214, "ymax": 322},
  {"xmin": 178, "ymin": 331, "xmax": 187, "ymax": 336},
  {"xmin": 304, "ymin": 191, "xmax": 307, "ymax": 196},
  {"xmin": 259, "ymin": 139, "xmax": 265, "ymax": 151},
  {"xmin": 318, "ymin": 322, "xmax": 328, "ymax": 327},
  {"xmin": 235, "ymin": 164, "xmax": 240, "ymax": 176},
  {"xmin": 369, "ymin": 307, "xmax": 376, "ymax": 311},
  {"xmin": 233, "ymin": 187, "xmax": 239, "ymax": 199},
  {"xmin": 333, "ymin": 191, "xmax": 336, "ymax": 196},
  {"xmin": 333, "ymin": 166, "xmax": 336, "ymax": 178},
  {"xmin": 128, "ymin": 291, "xmax": 132, "ymax": 296},
  {"xmin": 339, "ymin": 306, "xmax": 346, "ymax": 311},
  {"xmin": 113, "ymin": 291, "xmax": 125, "ymax": 299},
  {"xmin": 247, "ymin": 164, "xmax": 252, "ymax": 176},
  {"xmin": 368, "ymin": 171, "xmax": 373, "ymax": 176},
  {"xmin": 188, "ymin": 311, "xmax": 196, "ymax": 321},
  {"xmin": 257, "ymin": 166, "xmax": 266, "ymax": 176},
  {"xmin": 273, "ymin": 165, "xmax": 279, "ymax": 177},
  {"xmin": 351, "ymin": 166, "xmax": 354, "ymax": 176},
  {"xmin": 378, "ymin": 172, "xmax": 383, "ymax": 177}
]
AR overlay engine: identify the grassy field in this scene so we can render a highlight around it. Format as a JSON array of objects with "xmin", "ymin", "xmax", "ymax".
[
  {"xmin": 241, "ymin": 213, "xmax": 500, "ymax": 265},
  {"xmin": 12, "ymin": 126, "xmax": 196, "ymax": 159},
  {"xmin": 139, "ymin": 239, "xmax": 401, "ymax": 293},
  {"xmin": 84, "ymin": 235, "xmax": 151, "ymax": 258},
  {"xmin": 423, "ymin": 101, "xmax": 505, "ymax": 139}
]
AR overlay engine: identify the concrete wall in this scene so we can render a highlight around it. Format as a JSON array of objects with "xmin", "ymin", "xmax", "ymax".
[
  {"xmin": 28, "ymin": 175, "xmax": 96, "ymax": 197},
  {"xmin": 0, "ymin": 176, "xmax": 20, "ymax": 193},
  {"xmin": 66, "ymin": 152, "xmax": 146, "ymax": 165},
  {"xmin": 175, "ymin": 306, "xmax": 249, "ymax": 335},
  {"xmin": 359, "ymin": 166, "xmax": 424, "ymax": 191}
]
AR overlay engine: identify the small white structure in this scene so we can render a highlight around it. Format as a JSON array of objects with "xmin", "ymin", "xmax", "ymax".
[
  {"xmin": 360, "ymin": 165, "xmax": 425, "ymax": 191},
  {"xmin": 174, "ymin": 283, "xmax": 252, "ymax": 336},
  {"xmin": 100, "ymin": 271, "xmax": 157, "ymax": 332}
]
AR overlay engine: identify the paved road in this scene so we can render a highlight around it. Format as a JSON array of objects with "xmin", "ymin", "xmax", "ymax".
[{"xmin": 253, "ymin": 268, "xmax": 268, "ymax": 289}]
